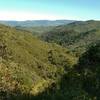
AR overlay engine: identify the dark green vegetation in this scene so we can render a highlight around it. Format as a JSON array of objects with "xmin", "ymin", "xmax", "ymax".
[
  {"xmin": 0, "ymin": 20, "xmax": 100, "ymax": 100},
  {"xmin": 31, "ymin": 41, "xmax": 100, "ymax": 100},
  {"xmin": 0, "ymin": 20, "xmax": 75, "ymax": 27},
  {"xmin": 42, "ymin": 20, "xmax": 100, "ymax": 56}
]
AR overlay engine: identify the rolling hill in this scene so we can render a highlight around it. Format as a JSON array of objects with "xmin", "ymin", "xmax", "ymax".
[
  {"xmin": 15, "ymin": 26, "xmax": 54, "ymax": 36},
  {"xmin": 41, "ymin": 20, "xmax": 100, "ymax": 56}
]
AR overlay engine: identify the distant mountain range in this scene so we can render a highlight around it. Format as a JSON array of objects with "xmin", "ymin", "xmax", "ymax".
[{"xmin": 0, "ymin": 20, "xmax": 76, "ymax": 27}]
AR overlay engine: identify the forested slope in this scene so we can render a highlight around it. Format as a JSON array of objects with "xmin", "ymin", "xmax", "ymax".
[{"xmin": 41, "ymin": 20, "xmax": 100, "ymax": 56}]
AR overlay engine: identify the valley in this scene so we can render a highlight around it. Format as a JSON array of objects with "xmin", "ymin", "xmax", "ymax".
[{"xmin": 0, "ymin": 20, "xmax": 100, "ymax": 100}]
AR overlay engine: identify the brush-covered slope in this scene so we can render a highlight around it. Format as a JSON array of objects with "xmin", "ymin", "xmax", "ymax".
[
  {"xmin": 42, "ymin": 20, "xmax": 100, "ymax": 55},
  {"xmin": 0, "ymin": 24, "xmax": 77, "ymax": 100},
  {"xmin": 35, "ymin": 41, "xmax": 100, "ymax": 100}
]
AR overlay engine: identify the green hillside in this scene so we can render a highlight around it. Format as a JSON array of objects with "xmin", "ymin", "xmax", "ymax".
[
  {"xmin": 41, "ymin": 20, "xmax": 100, "ymax": 56},
  {"xmin": 0, "ymin": 24, "xmax": 77, "ymax": 100},
  {"xmin": 15, "ymin": 26, "xmax": 54, "ymax": 36},
  {"xmin": 33, "ymin": 41, "xmax": 100, "ymax": 100},
  {"xmin": 0, "ymin": 20, "xmax": 100, "ymax": 100}
]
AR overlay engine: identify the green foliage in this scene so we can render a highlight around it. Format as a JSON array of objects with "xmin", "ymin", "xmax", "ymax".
[
  {"xmin": 41, "ymin": 20, "xmax": 100, "ymax": 56},
  {"xmin": 0, "ymin": 20, "xmax": 100, "ymax": 100},
  {"xmin": 32, "ymin": 42, "xmax": 100, "ymax": 100},
  {"xmin": 77, "ymin": 41, "xmax": 100, "ymax": 71},
  {"xmin": 75, "ymin": 42, "xmax": 100, "ymax": 99},
  {"xmin": 0, "ymin": 24, "xmax": 76, "ymax": 100}
]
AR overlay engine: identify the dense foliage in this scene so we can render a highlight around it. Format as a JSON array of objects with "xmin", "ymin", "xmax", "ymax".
[
  {"xmin": 0, "ymin": 24, "xmax": 76, "ymax": 100},
  {"xmin": 0, "ymin": 20, "xmax": 100, "ymax": 100},
  {"xmin": 33, "ymin": 41, "xmax": 100, "ymax": 100},
  {"xmin": 41, "ymin": 20, "xmax": 100, "ymax": 56}
]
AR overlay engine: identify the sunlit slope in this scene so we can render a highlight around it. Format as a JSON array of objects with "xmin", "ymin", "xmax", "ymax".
[{"xmin": 0, "ymin": 24, "xmax": 77, "ymax": 99}]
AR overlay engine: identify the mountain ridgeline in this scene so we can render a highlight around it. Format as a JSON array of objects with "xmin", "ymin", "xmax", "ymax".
[
  {"xmin": 0, "ymin": 20, "xmax": 100, "ymax": 100},
  {"xmin": 0, "ymin": 20, "xmax": 75, "ymax": 27}
]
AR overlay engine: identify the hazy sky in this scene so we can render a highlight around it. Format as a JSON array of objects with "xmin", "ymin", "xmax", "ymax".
[{"xmin": 0, "ymin": 0, "xmax": 100, "ymax": 21}]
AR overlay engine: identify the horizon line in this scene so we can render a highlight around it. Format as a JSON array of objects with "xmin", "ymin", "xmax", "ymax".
[{"xmin": 0, "ymin": 19, "xmax": 99, "ymax": 22}]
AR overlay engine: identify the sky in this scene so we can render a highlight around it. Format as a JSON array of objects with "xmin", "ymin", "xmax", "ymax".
[{"xmin": 0, "ymin": 0, "xmax": 100, "ymax": 21}]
